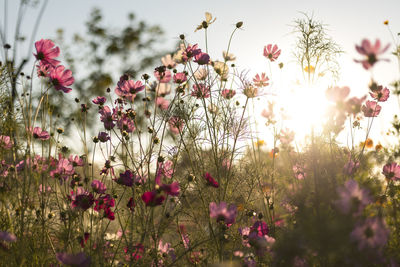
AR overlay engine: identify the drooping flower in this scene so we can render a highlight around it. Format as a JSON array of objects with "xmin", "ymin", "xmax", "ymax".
[
  {"xmin": 32, "ymin": 127, "xmax": 50, "ymax": 140},
  {"xmin": 161, "ymin": 54, "xmax": 176, "ymax": 69},
  {"xmin": 34, "ymin": 39, "xmax": 60, "ymax": 66},
  {"xmin": 191, "ymin": 83, "xmax": 210, "ymax": 98},
  {"xmin": 362, "ymin": 100, "xmax": 381, "ymax": 117},
  {"xmin": 91, "ymin": 180, "xmax": 107, "ymax": 194},
  {"xmin": 350, "ymin": 217, "xmax": 389, "ymax": 250},
  {"xmin": 335, "ymin": 179, "xmax": 372, "ymax": 215},
  {"xmin": 382, "ymin": 162, "xmax": 400, "ymax": 181},
  {"xmin": 253, "ymin": 73, "xmax": 269, "ymax": 87},
  {"xmin": 209, "ymin": 202, "xmax": 237, "ymax": 226},
  {"xmin": 355, "ymin": 39, "xmax": 390, "ymax": 70},
  {"xmin": 203, "ymin": 172, "xmax": 219, "ymax": 188},
  {"xmin": 221, "ymin": 89, "xmax": 236, "ymax": 99},
  {"xmin": 92, "ymin": 96, "xmax": 106, "ymax": 105},
  {"xmin": 56, "ymin": 252, "xmax": 91, "ymax": 267},
  {"xmin": 114, "ymin": 170, "xmax": 134, "ymax": 187},
  {"xmin": 49, "ymin": 65, "xmax": 74, "ymax": 93},
  {"xmin": 369, "ymin": 86, "xmax": 390, "ymax": 102},
  {"xmin": 263, "ymin": 44, "xmax": 281, "ymax": 62}
]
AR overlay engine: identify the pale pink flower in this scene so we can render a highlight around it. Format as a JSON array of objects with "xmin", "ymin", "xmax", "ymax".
[
  {"xmin": 343, "ymin": 160, "xmax": 360, "ymax": 176},
  {"xmin": 209, "ymin": 202, "xmax": 237, "ymax": 226},
  {"xmin": 369, "ymin": 86, "xmax": 390, "ymax": 102},
  {"xmin": 173, "ymin": 72, "xmax": 187, "ymax": 84},
  {"xmin": 221, "ymin": 89, "xmax": 236, "ymax": 99},
  {"xmin": 293, "ymin": 164, "xmax": 306, "ymax": 180},
  {"xmin": 156, "ymin": 83, "xmax": 171, "ymax": 95},
  {"xmin": 280, "ymin": 128, "xmax": 295, "ymax": 145},
  {"xmin": 0, "ymin": 135, "xmax": 12, "ymax": 150},
  {"xmin": 335, "ymin": 179, "xmax": 372, "ymax": 215},
  {"xmin": 49, "ymin": 65, "xmax": 74, "ymax": 93},
  {"xmin": 355, "ymin": 39, "xmax": 390, "ymax": 69},
  {"xmin": 253, "ymin": 73, "xmax": 269, "ymax": 87},
  {"xmin": 351, "ymin": 217, "xmax": 389, "ymax": 250},
  {"xmin": 325, "ymin": 86, "xmax": 350, "ymax": 103},
  {"xmin": 156, "ymin": 97, "xmax": 170, "ymax": 110},
  {"xmin": 263, "ymin": 44, "xmax": 281, "ymax": 62},
  {"xmin": 169, "ymin": 116, "xmax": 184, "ymax": 135},
  {"xmin": 362, "ymin": 100, "xmax": 381, "ymax": 117},
  {"xmin": 161, "ymin": 54, "xmax": 177, "ymax": 69},
  {"xmin": 191, "ymin": 83, "xmax": 210, "ymax": 98},
  {"xmin": 382, "ymin": 162, "xmax": 400, "ymax": 181},
  {"xmin": 154, "ymin": 68, "xmax": 172, "ymax": 83}
]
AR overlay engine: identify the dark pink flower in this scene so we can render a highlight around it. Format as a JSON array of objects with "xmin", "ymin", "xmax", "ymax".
[
  {"xmin": 251, "ymin": 220, "xmax": 269, "ymax": 236},
  {"xmin": 156, "ymin": 97, "xmax": 170, "ymax": 110},
  {"xmin": 350, "ymin": 217, "xmax": 389, "ymax": 250},
  {"xmin": 70, "ymin": 187, "xmax": 94, "ymax": 211},
  {"xmin": 127, "ymin": 197, "xmax": 135, "ymax": 211},
  {"xmin": 263, "ymin": 44, "xmax": 281, "ymax": 62},
  {"xmin": 56, "ymin": 252, "xmax": 91, "ymax": 267},
  {"xmin": 117, "ymin": 113, "xmax": 135, "ymax": 133},
  {"xmin": 204, "ymin": 172, "xmax": 219, "ymax": 188},
  {"xmin": 178, "ymin": 225, "xmax": 190, "ymax": 249},
  {"xmin": 91, "ymin": 180, "xmax": 106, "ymax": 194},
  {"xmin": 124, "ymin": 243, "xmax": 144, "ymax": 261},
  {"xmin": 191, "ymin": 83, "xmax": 210, "ymax": 98},
  {"xmin": 36, "ymin": 61, "xmax": 53, "ymax": 77},
  {"xmin": 115, "ymin": 76, "xmax": 144, "ymax": 100},
  {"xmin": 99, "ymin": 106, "xmax": 115, "ymax": 130},
  {"xmin": 182, "ymin": 44, "xmax": 202, "ymax": 62},
  {"xmin": 68, "ymin": 155, "xmax": 84, "ymax": 167},
  {"xmin": 362, "ymin": 100, "xmax": 381, "ymax": 117},
  {"xmin": 79, "ymin": 232, "xmax": 90, "ymax": 248},
  {"xmin": 194, "ymin": 52, "xmax": 210, "ymax": 65},
  {"xmin": 115, "ymin": 170, "xmax": 134, "ymax": 187},
  {"xmin": 325, "ymin": 86, "xmax": 350, "ymax": 103},
  {"xmin": 32, "ymin": 127, "xmax": 50, "ymax": 140},
  {"xmin": 98, "ymin": 132, "xmax": 110, "ymax": 142},
  {"xmin": 94, "ymin": 194, "xmax": 115, "ymax": 220},
  {"xmin": 355, "ymin": 39, "xmax": 390, "ymax": 69},
  {"xmin": 369, "ymin": 86, "xmax": 390, "ymax": 102},
  {"xmin": 173, "ymin": 72, "xmax": 187, "ymax": 84},
  {"xmin": 169, "ymin": 116, "xmax": 184, "ymax": 135},
  {"xmin": 209, "ymin": 201, "xmax": 237, "ymax": 226},
  {"xmin": 221, "ymin": 89, "xmax": 236, "ymax": 99},
  {"xmin": 141, "ymin": 190, "xmax": 165, "ymax": 206},
  {"xmin": 92, "ymin": 96, "xmax": 106, "ymax": 105},
  {"xmin": 161, "ymin": 181, "xmax": 180, "ymax": 196},
  {"xmin": 253, "ymin": 73, "xmax": 269, "ymax": 87},
  {"xmin": 335, "ymin": 179, "xmax": 372, "ymax": 215},
  {"xmin": 50, "ymin": 156, "xmax": 75, "ymax": 180},
  {"xmin": 0, "ymin": 135, "xmax": 12, "ymax": 150},
  {"xmin": 34, "ymin": 39, "xmax": 60, "ymax": 66},
  {"xmin": 49, "ymin": 65, "xmax": 74, "ymax": 93},
  {"xmin": 382, "ymin": 162, "xmax": 400, "ymax": 181}
]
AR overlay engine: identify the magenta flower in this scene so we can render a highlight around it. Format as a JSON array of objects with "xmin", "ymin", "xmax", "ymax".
[
  {"xmin": 154, "ymin": 68, "xmax": 172, "ymax": 83},
  {"xmin": 34, "ymin": 39, "xmax": 60, "ymax": 66},
  {"xmin": 92, "ymin": 96, "xmax": 106, "ymax": 105},
  {"xmin": 94, "ymin": 194, "xmax": 115, "ymax": 220},
  {"xmin": 141, "ymin": 190, "xmax": 165, "ymax": 206},
  {"xmin": 251, "ymin": 220, "xmax": 269, "ymax": 236},
  {"xmin": 156, "ymin": 97, "xmax": 170, "ymax": 110},
  {"xmin": 335, "ymin": 179, "xmax": 372, "ymax": 215},
  {"xmin": 70, "ymin": 187, "xmax": 94, "ymax": 211},
  {"xmin": 382, "ymin": 162, "xmax": 400, "ymax": 181},
  {"xmin": 362, "ymin": 100, "xmax": 381, "ymax": 117},
  {"xmin": 115, "ymin": 170, "xmax": 134, "ymax": 187},
  {"xmin": 98, "ymin": 131, "xmax": 110, "ymax": 142},
  {"xmin": 50, "ymin": 156, "xmax": 75, "ymax": 180},
  {"xmin": 350, "ymin": 217, "xmax": 389, "ymax": 250},
  {"xmin": 355, "ymin": 39, "xmax": 390, "ymax": 69},
  {"xmin": 173, "ymin": 72, "xmax": 187, "ymax": 84},
  {"xmin": 68, "ymin": 155, "xmax": 84, "ymax": 167},
  {"xmin": 79, "ymin": 232, "xmax": 90, "ymax": 248},
  {"xmin": 253, "ymin": 73, "xmax": 269, "ymax": 87},
  {"xmin": 31, "ymin": 127, "xmax": 49, "ymax": 140},
  {"xmin": 56, "ymin": 252, "xmax": 91, "ymax": 267},
  {"xmin": 204, "ymin": 172, "xmax": 219, "ymax": 188},
  {"xmin": 325, "ymin": 86, "xmax": 350, "ymax": 103},
  {"xmin": 91, "ymin": 180, "xmax": 107, "ymax": 194},
  {"xmin": 115, "ymin": 77, "xmax": 144, "ymax": 100},
  {"xmin": 0, "ymin": 231, "xmax": 17, "ymax": 242},
  {"xmin": 127, "ymin": 197, "xmax": 135, "ymax": 211},
  {"xmin": 191, "ymin": 83, "xmax": 210, "ymax": 98},
  {"xmin": 161, "ymin": 181, "xmax": 180, "ymax": 196},
  {"xmin": 99, "ymin": 106, "xmax": 115, "ymax": 130},
  {"xmin": 263, "ymin": 44, "xmax": 281, "ymax": 62},
  {"xmin": 124, "ymin": 243, "xmax": 144, "ymax": 262},
  {"xmin": 0, "ymin": 135, "xmax": 12, "ymax": 150},
  {"xmin": 49, "ymin": 65, "xmax": 74, "ymax": 93},
  {"xmin": 194, "ymin": 52, "xmax": 210, "ymax": 65},
  {"xmin": 369, "ymin": 86, "xmax": 390, "ymax": 102},
  {"xmin": 169, "ymin": 116, "xmax": 184, "ymax": 135},
  {"xmin": 221, "ymin": 89, "xmax": 236, "ymax": 99},
  {"xmin": 209, "ymin": 202, "xmax": 237, "ymax": 226},
  {"xmin": 36, "ymin": 61, "xmax": 53, "ymax": 77}
]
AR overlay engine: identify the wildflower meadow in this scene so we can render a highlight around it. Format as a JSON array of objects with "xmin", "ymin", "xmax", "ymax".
[{"xmin": 1, "ymin": 1, "xmax": 400, "ymax": 266}]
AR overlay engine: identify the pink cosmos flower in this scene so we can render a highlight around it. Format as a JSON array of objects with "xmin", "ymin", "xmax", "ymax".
[
  {"xmin": 343, "ymin": 160, "xmax": 360, "ymax": 176},
  {"xmin": 325, "ymin": 86, "xmax": 350, "ymax": 103},
  {"xmin": 49, "ymin": 65, "xmax": 74, "ymax": 93},
  {"xmin": 124, "ymin": 243, "xmax": 144, "ymax": 262},
  {"xmin": 34, "ymin": 39, "xmax": 60, "ymax": 66},
  {"xmin": 182, "ymin": 44, "xmax": 202, "ymax": 62},
  {"xmin": 263, "ymin": 44, "xmax": 281, "ymax": 62},
  {"xmin": 141, "ymin": 190, "xmax": 165, "ymax": 206},
  {"xmin": 253, "ymin": 73, "xmax": 269, "ymax": 87},
  {"xmin": 209, "ymin": 201, "xmax": 237, "ymax": 226},
  {"xmin": 261, "ymin": 101, "xmax": 275, "ymax": 121},
  {"xmin": 161, "ymin": 181, "xmax": 180, "ymax": 196},
  {"xmin": 156, "ymin": 97, "xmax": 170, "ymax": 110},
  {"xmin": 335, "ymin": 179, "xmax": 372, "ymax": 215},
  {"xmin": 293, "ymin": 164, "xmax": 306, "ymax": 180},
  {"xmin": 350, "ymin": 217, "xmax": 389, "ymax": 250},
  {"xmin": 355, "ymin": 39, "xmax": 390, "ymax": 70},
  {"xmin": 158, "ymin": 240, "xmax": 176, "ymax": 262},
  {"xmin": 92, "ymin": 96, "xmax": 106, "ymax": 105},
  {"xmin": 70, "ymin": 187, "xmax": 94, "ymax": 211},
  {"xmin": 50, "ymin": 156, "xmax": 75, "ymax": 180},
  {"xmin": 204, "ymin": 172, "xmax": 219, "ymax": 188},
  {"xmin": 194, "ymin": 52, "xmax": 210, "ymax": 65},
  {"xmin": 168, "ymin": 116, "xmax": 184, "ymax": 135},
  {"xmin": 178, "ymin": 225, "xmax": 190, "ymax": 249},
  {"xmin": 221, "ymin": 89, "xmax": 236, "ymax": 99},
  {"xmin": 0, "ymin": 135, "xmax": 12, "ymax": 150},
  {"xmin": 115, "ymin": 170, "xmax": 134, "ymax": 187},
  {"xmin": 382, "ymin": 162, "xmax": 400, "ymax": 181},
  {"xmin": 154, "ymin": 68, "xmax": 172, "ymax": 83},
  {"xmin": 280, "ymin": 128, "xmax": 295, "ymax": 145},
  {"xmin": 99, "ymin": 106, "xmax": 115, "ymax": 130},
  {"xmin": 91, "ymin": 180, "xmax": 107, "ymax": 194},
  {"xmin": 173, "ymin": 72, "xmax": 187, "ymax": 84},
  {"xmin": 56, "ymin": 252, "xmax": 91, "ymax": 267},
  {"xmin": 36, "ymin": 61, "xmax": 53, "ymax": 77},
  {"xmin": 369, "ymin": 86, "xmax": 390, "ymax": 102},
  {"xmin": 115, "ymin": 76, "xmax": 144, "ymax": 100},
  {"xmin": 0, "ymin": 231, "xmax": 17, "ymax": 242},
  {"xmin": 117, "ymin": 113, "xmax": 135, "ymax": 133},
  {"xmin": 362, "ymin": 100, "xmax": 381, "ymax": 117},
  {"xmin": 94, "ymin": 194, "xmax": 115, "ymax": 220},
  {"xmin": 68, "ymin": 155, "xmax": 84, "ymax": 167},
  {"xmin": 98, "ymin": 132, "xmax": 110, "ymax": 142},
  {"xmin": 158, "ymin": 160, "xmax": 174, "ymax": 178},
  {"xmin": 345, "ymin": 95, "xmax": 367, "ymax": 116},
  {"xmin": 191, "ymin": 83, "xmax": 210, "ymax": 98}
]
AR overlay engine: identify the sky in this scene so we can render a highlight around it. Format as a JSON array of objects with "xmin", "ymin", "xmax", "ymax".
[{"xmin": 3, "ymin": 0, "xmax": 400, "ymax": 147}]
